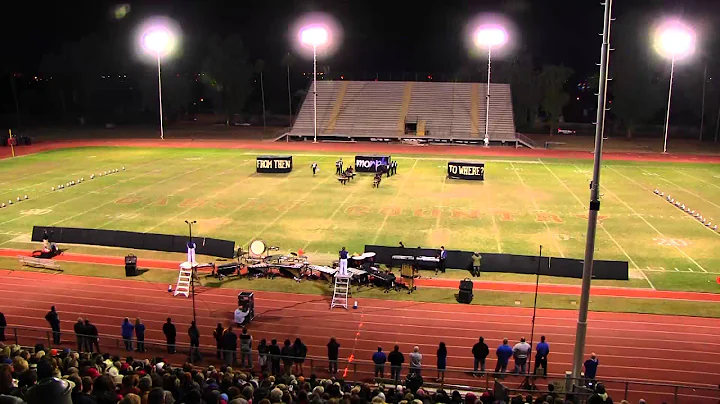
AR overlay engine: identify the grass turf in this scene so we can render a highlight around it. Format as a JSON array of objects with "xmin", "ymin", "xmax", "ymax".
[{"xmin": 0, "ymin": 146, "xmax": 719, "ymax": 298}]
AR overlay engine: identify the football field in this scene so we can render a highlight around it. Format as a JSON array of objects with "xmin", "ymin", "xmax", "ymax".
[{"xmin": 0, "ymin": 146, "xmax": 718, "ymax": 292}]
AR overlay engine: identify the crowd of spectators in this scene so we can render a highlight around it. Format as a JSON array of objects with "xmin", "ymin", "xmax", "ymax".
[
  {"xmin": 0, "ymin": 308, "xmax": 621, "ymax": 404},
  {"xmin": 0, "ymin": 341, "xmax": 617, "ymax": 404}
]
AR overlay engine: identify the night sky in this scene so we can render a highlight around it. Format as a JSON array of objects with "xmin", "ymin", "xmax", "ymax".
[{"xmin": 2, "ymin": 0, "xmax": 718, "ymax": 76}]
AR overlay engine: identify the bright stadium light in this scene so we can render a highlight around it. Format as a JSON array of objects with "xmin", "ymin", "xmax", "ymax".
[
  {"xmin": 138, "ymin": 18, "xmax": 180, "ymax": 140},
  {"xmin": 292, "ymin": 13, "xmax": 341, "ymax": 144},
  {"xmin": 474, "ymin": 24, "xmax": 508, "ymax": 147},
  {"xmin": 653, "ymin": 19, "xmax": 696, "ymax": 153}
]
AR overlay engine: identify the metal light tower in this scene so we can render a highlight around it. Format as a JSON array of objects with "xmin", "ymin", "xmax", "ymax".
[
  {"xmin": 654, "ymin": 20, "xmax": 696, "ymax": 153},
  {"xmin": 571, "ymin": 0, "xmax": 612, "ymax": 381},
  {"xmin": 300, "ymin": 26, "xmax": 329, "ymax": 143},
  {"xmin": 474, "ymin": 26, "xmax": 507, "ymax": 147},
  {"xmin": 141, "ymin": 25, "xmax": 177, "ymax": 140}
]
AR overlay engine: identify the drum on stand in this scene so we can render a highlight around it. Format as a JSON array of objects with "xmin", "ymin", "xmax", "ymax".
[{"xmin": 249, "ymin": 240, "xmax": 266, "ymax": 257}]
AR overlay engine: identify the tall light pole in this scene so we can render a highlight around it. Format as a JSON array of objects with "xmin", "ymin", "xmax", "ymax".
[
  {"xmin": 185, "ymin": 219, "xmax": 197, "ymax": 324},
  {"xmin": 300, "ymin": 26, "xmax": 329, "ymax": 143},
  {"xmin": 571, "ymin": 0, "xmax": 613, "ymax": 382},
  {"xmin": 142, "ymin": 26, "xmax": 176, "ymax": 140},
  {"xmin": 474, "ymin": 26, "xmax": 508, "ymax": 147},
  {"xmin": 654, "ymin": 20, "xmax": 696, "ymax": 153}
]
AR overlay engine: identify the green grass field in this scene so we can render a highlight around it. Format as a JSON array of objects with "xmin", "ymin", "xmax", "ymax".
[{"xmin": 0, "ymin": 146, "xmax": 719, "ymax": 293}]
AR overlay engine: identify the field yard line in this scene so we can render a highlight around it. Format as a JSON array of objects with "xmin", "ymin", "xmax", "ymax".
[
  {"xmin": 302, "ymin": 177, "xmax": 368, "ymax": 251},
  {"xmin": 0, "ymin": 156, "xmax": 110, "ymax": 191},
  {"xmin": 43, "ymin": 160, "xmax": 215, "ymax": 229},
  {"xmin": 483, "ymin": 181, "xmax": 503, "ymax": 253},
  {"xmin": 638, "ymin": 167, "xmax": 720, "ymax": 210},
  {"xmin": 0, "ymin": 157, "xmax": 174, "ymax": 227},
  {"xmin": 542, "ymin": 161, "xmax": 651, "ymax": 286},
  {"xmin": 142, "ymin": 160, "xmax": 255, "ymax": 233},
  {"xmin": 604, "ymin": 167, "xmax": 708, "ymax": 273},
  {"xmin": 244, "ymin": 175, "xmax": 335, "ymax": 246},
  {"xmin": 679, "ymin": 169, "xmax": 720, "ymax": 190},
  {"xmin": 611, "ymin": 167, "xmax": 720, "ymax": 239},
  {"xmin": 371, "ymin": 159, "xmax": 419, "ymax": 244},
  {"xmin": 509, "ymin": 162, "xmax": 565, "ymax": 257},
  {"xmin": 435, "ymin": 174, "xmax": 447, "ymax": 229}
]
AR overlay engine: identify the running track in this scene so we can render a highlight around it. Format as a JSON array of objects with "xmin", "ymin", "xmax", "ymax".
[{"xmin": 1, "ymin": 270, "xmax": 719, "ymax": 403}]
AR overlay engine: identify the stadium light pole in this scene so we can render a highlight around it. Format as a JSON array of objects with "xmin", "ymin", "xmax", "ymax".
[
  {"xmin": 571, "ymin": 0, "xmax": 612, "ymax": 382},
  {"xmin": 142, "ymin": 27, "xmax": 175, "ymax": 140},
  {"xmin": 300, "ymin": 25, "xmax": 328, "ymax": 143},
  {"xmin": 474, "ymin": 26, "xmax": 507, "ymax": 147},
  {"xmin": 654, "ymin": 20, "xmax": 696, "ymax": 153}
]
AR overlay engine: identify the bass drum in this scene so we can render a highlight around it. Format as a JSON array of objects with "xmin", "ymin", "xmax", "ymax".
[{"xmin": 249, "ymin": 240, "xmax": 266, "ymax": 256}]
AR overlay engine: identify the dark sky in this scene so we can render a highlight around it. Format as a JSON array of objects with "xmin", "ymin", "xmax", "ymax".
[{"xmin": 1, "ymin": 0, "xmax": 719, "ymax": 75}]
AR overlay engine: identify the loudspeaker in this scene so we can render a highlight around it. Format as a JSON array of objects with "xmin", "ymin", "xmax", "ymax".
[
  {"xmin": 458, "ymin": 289, "xmax": 473, "ymax": 304},
  {"xmin": 125, "ymin": 254, "xmax": 138, "ymax": 277},
  {"xmin": 459, "ymin": 277, "xmax": 473, "ymax": 292}
]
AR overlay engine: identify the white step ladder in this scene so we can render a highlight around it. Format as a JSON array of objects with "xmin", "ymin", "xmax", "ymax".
[
  {"xmin": 331, "ymin": 275, "xmax": 351, "ymax": 309},
  {"xmin": 174, "ymin": 262, "xmax": 195, "ymax": 298}
]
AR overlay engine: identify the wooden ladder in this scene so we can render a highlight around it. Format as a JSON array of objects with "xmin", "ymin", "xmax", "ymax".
[
  {"xmin": 331, "ymin": 275, "xmax": 351, "ymax": 310},
  {"xmin": 174, "ymin": 268, "xmax": 193, "ymax": 298}
]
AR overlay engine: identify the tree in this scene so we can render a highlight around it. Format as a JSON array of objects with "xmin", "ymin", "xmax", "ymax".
[
  {"xmin": 281, "ymin": 52, "xmax": 296, "ymax": 125},
  {"xmin": 539, "ymin": 65, "xmax": 574, "ymax": 134},
  {"xmin": 507, "ymin": 55, "xmax": 542, "ymax": 130},
  {"xmin": 201, "ymin": 34, "xmax": 253, "ymax": 125},
  {"xmin": 608, "ymin": 13, "xmax": 666, "ymax": 138},
  {"xmin": 255, "ymin": 59, "xmax": 266, "ymax": 132}
]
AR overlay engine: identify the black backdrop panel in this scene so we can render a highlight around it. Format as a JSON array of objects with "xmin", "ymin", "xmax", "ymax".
[
  {"xmin": 256, "ymin": 156, "xmax": 293, "ymax": 173},
  {"xmin": 364, "ymin": 245, "xmax": 628, "ymax": 280},
  {"xmin": 30, "ymin": 226, "xmax": 235, "ymax": 258},
  {"xmin": 354, "ymin": 155, "xmax": 391, "ymax": 172},
  {"xmin": 447, "ymin": 161, "xmax": 485, "ymax": 181}
]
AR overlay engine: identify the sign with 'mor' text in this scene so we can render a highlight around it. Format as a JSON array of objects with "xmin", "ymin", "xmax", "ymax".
[
  {"xmin": 355, "ymin": 155, "xmax": 391, "ymax": 173},
  {"xmin": 256, "ymin": 156, "xmax": 293, "ymax": 173},
  {"xmin": 447, "ymin": 161, "xmax": 485, "ymax": 181}
]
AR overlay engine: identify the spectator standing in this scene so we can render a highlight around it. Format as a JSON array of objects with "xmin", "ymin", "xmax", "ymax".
[
  {"xmin": 388, "ymin": 345, "xmax": 405, "ymax": 383},
  {"xmin": 495, "ymin": 338, "xmax": 513, "ymax": 376},
  {"xmin": 213, "ymin": 323, "xmax": 225, "ymax": 359},
  {"xmin": 221, "ymin": 325, "xmax": 238, "ymax": 366},
  {"xmin": 512, "ymin": 337, "xmax": 531, "ymax": 374},
  {"xmin": 84, "ymin": 319, "xmax": 99, "ymax": 353},
  {"xmin": 587, "ymin": 383, "xmax": 613, "ymax": 404},
  {"xmin": 74, "ymin": 317, "xmax": 86, "ymax": 352},
  {"xmin": 327, "ymin": 337, "xmax": 340, "ymax": 374},
  {"xmin": 239, "ymin": 327, "xmax": 253, "ymax": 368},
  {"xmin": 436, "ymin": 342, "xmax": 447, "ymax": 383},
  {"xmin": 162, "ymin": 318, "xmax": 176, "ymax": 354},
  {"xmin": 0, "ymin": 311, "xmax": 5, "ymax": 341},
  {"xmin": 472, "ymin": 336, "xmax": 489, "ymax": 375},
  {"xmin": 188, "ymin": 321, "xmax": 201, "ymax": 363},
  {"xmin": 44, "ymin": 306, "xmax": 61, "ymax": 345},
  {"xmin": 121, "ymin": 318, "xmax": 134, "ymax": 351},
  {"xmin": 281, "ymin": 339, "xmax": 294, "ymax": 374},
  {"xmin": 584, "ymin": 353, "xmax": 600, "ymax": 385},
  {"xmin": 534, "ymin": 335, "xmax": 549, "ymax": 377},
  {"xmin": 258, "ymin": 338, "xmax": 269, "ymax": 372},
  {"xmin": 269, "ymin": 338, "xmax": 281, "ymax": 375},
  {"xmin": 293, "ymin": 338, "xmax": 308, "ymax": 375},
  {"xmin": 372, "ymin": 347, "xmax": 387, "ymax": 378},
  {"xmin": 409, "ymin": 346, "xmax": 423, "ymax": 376},
  {"xmin": 134, "ymin": 318, "xmax": 146, "ymax": 353}
]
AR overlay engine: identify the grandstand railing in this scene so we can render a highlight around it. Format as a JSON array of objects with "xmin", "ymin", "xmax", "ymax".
[{"xmin": 4, "ymin": 325, "xmax": 719, "ymax": 403}]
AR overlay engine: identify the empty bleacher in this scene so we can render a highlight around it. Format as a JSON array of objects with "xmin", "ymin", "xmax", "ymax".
[{"xmin": 289, "ymin": 80, "xmax": 517, "ymax": 143}]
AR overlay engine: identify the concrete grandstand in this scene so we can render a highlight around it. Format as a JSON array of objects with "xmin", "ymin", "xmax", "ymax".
[{"xmin": 287, "ymin": 81, "xmax": 529, "ymax": 146}]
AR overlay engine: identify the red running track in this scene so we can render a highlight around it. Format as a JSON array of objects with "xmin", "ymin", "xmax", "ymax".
[
  {"xmin": 2, "ymin": 138, "xmax": 720, "ymax": 164},
  {"xmin": 0, "ymin": 270, "xmax": 719, "ymax": 403},
  {"xmin": 3, "ymin": 248, "xmax": 720, "ymax": 303}
]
